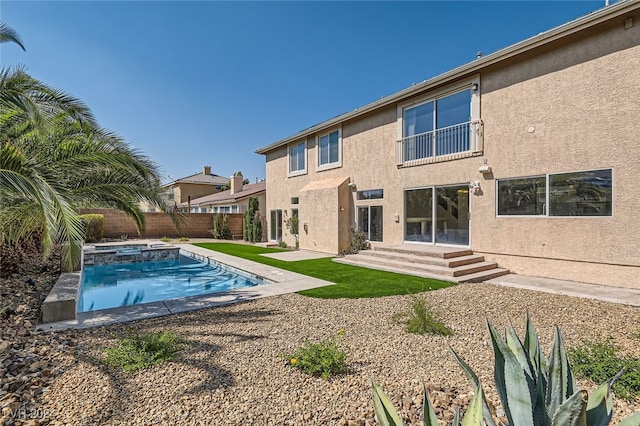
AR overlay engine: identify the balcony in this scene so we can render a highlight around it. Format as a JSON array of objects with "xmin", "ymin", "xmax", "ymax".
[{"xmin": 396, "ymin": 120, "xmax": 483, "ymax": 167}]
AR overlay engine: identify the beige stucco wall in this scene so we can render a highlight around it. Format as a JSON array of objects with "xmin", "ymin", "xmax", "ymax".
[
  {"xmin": 173, "ymin": 183, "xmax": 221, "ymax": 204},
  {"xmin": 263, "ymin": 13, "xmax": 640, "ymax": 287},
  {"xmin": 474, "ymin": 14, "xmax": 640, "ymax": 287}
]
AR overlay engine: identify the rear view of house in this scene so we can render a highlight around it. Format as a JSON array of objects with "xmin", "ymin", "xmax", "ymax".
[{"xmin": 256, "ymin": 0, "xmax": 640, "ymax": 289}]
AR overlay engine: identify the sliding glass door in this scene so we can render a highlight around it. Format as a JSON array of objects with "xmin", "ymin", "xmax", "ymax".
[
  {"xmin": 404, "ymin": 185, "xmax": 469, "ymax": 245},
  {"xmin": 357, "ymin": 206, "xmax": 383, "ymax": 242},
  {"xmin": 270, "ymin": 209, "xmax": 282, "ymax": 241}
]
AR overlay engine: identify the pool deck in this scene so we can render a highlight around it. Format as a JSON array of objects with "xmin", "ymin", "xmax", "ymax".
[{"xmin": 36, "ymin": 244, "xmax": 334, "ymax": 331}]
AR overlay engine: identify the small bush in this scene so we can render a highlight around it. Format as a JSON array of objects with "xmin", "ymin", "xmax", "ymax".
[
  {"xmin": 341, "ymin": 226, "xmax": 370, "ymax": 255},
  {"xmin": 569, "ymin": 338, "xmax": 640, "ymax": 402},
  {"xmin": 287, "ymin": 331, "xmax": 348, "ymax": 379},
  {"xmin": 79, "ymin": 214, "xmax": 104, "ymax": 243},
  {"xmin": 178, "ymin": 236, "xmax": 189, "ymax": 242},
  {"xmin": 278, "ymin": 240, "xmax": 288, "ymax": 249},
  {"xmin": 120, "ymin": 234, "xmax": 128, "ymax": 241},
  {"xmin": 285, "ymin": 215, "xmax": 299, "ymax": 249},
  {"xmin": 393, "ymin": 295, "xmax": 452, "ymax": 336},
  {"xmin": 104, "ymin": 329, "xmax": 183, "ymax": 373},
  {"xmin": 160, "ymin": 236, "xmax": 170, "ymax": 242}
]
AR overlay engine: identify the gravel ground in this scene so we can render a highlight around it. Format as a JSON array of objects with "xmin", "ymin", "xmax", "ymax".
[
  {"xmin": 10, "ymin": 282, "xmax": 638, "ymax": 425},
  {"xmin": 2, "ymin": 250, "xmax": 639, "ymax": 425}
]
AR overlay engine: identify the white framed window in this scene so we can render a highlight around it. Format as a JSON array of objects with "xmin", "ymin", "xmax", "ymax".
[
  {"xmin": 317, "ymin": 127, "xmax": 342, "ymax": 171},
  {"xmin": 396, "ymin": 77, "xmax": 481, "ymax": 166},
  {"xmin": 497, "ymin": 168, "xmax": 613, "ymax": 217},
  {"xmin": 288, "ymin": 140, "xmax": 307, "ymax": 176}
]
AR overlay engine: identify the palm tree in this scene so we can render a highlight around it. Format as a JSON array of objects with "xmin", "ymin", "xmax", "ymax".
[{"xmin": 1, "ymin": 24, "xmax": 178, "ymax": 271}]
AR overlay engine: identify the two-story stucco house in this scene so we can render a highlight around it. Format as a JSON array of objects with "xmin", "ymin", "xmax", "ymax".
[{"xmin": 256, "ymin": 1, "xmax": 640, "ymax": 289}]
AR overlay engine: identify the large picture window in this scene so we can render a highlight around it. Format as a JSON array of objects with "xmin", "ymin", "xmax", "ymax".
[
  {"xmin": 318, "ymin": 129, "xmax": 340, "ymax": 168},
  {"xmin": 497, "ymin": 176, "xmax": 546, "ymax": 216},
  {"xmin": 497, "ymin": 169, "xmax": 612, "ymax": 217},
  {"xmin": 288, "ymin": 141, "xmax": 306, "ymax": 175},
  {"xmin": 549, "ymin": 169, "xmax": 612, "ymax": 216}
]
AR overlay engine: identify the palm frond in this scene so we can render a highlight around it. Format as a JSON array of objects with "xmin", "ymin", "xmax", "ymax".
[{"xmin": 0, "ymin": 22, "xmax": 25, "ymax": 51}]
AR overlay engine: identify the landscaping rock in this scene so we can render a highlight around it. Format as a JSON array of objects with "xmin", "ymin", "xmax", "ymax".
[{"xmin": 2, "ymin": 249, "xmax": 639, "ymax": 425}]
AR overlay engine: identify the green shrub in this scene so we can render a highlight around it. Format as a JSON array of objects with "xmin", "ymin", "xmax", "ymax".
[
  {"xmin": 243, "ymin": 197, "xmax": 262, "ymax": 243},
  {"xmin": 211, "ymin": 214, "xmax": 231, "ymax": 239},
  {"xmin": 569, "ymin": 338, "xmax": 640, "ymax": 402},
  {"xmin": 393, "ymin": 295, "xmax": 452, "ymax": 336},
  {"xmin": 178, "ymin": 236, "xmax": 189, "ymax": 242},
  {"xmin": 278, "ymin": 240, "xmax": 288, "ymax": 249},
  {"xmin": 285, "ymin": 215, "xmax": 299, "ymax": 249},
  {"xmin": 104, "ymin": 329, "xmax": 183, "ymax": 373},
  {"xmin": 79, "ymin": 213, "xmax": 104, "ymax": 243},
  {"xmin": 287, "ymin": 331, "xmax": 348, "ymax": 379},
  {"xmin": 341, "ymin": 226, "xmax": 370, "ymax": 255},
  {"xmin": 160, "ymin": 236, "xmax": 170, "ymax": 242},
  {"xmin": 372, "ymin": 315, "xmax": 640, "ymax": 425}
]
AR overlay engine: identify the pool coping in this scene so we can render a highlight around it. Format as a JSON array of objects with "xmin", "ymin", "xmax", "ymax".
[{"xmin": 37, "ymin": 243, "xmax": 334, "ymax": 331}]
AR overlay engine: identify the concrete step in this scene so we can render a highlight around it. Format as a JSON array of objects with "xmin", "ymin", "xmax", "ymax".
[
  {"xmin": 457, "ymin": 268, "xmax": 511, "ymax": 283},
  {"xmin": 333, "ymin": 256, "xmax": 457, "ymax": 283},
  {"xmin": 357, "ymin": 250, "xmax": 485, "ymax": 268},
  {"xmin": 374, "ymin": 245, "xmax": 473, "ymax": 259},
  {"xmin": 344, "ymin": 253, "xmax": 500, "ymax": 278},
  {"xmin": 334, "ymin": 256, "xmax": 509, "ymax": 284}
]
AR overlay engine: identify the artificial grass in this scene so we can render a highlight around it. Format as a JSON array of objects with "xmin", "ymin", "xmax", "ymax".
[{"xmin": 193, "ymin": 243, "xmax": 454, "ymax": 299}]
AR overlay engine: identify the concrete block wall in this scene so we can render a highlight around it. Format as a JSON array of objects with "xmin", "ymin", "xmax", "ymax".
[{"xmin": 78, "ymin": 209, "xmax": 244, "ymax": 239}]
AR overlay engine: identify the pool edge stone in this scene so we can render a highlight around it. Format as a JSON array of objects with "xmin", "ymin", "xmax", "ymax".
[{"xmin": 42, "ymin": 272, "xmax": 79, "ymax": 323}]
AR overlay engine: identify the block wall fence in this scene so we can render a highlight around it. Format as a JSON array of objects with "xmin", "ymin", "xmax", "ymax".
[{"xmin": 78, "ymin": 209, "xmax": 245, "ymax": 239}]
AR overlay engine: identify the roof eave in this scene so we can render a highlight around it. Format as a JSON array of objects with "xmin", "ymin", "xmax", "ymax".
[{"xmin": 255, "ymin": 0, "xmax": 637, "ymax": 155}]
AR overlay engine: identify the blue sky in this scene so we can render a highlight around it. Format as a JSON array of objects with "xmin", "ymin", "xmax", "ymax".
[{"xmin": 1, "ymin": 1, "xmax": 604, "ymax": 184}]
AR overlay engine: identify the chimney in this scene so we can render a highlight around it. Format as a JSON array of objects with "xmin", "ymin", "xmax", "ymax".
[
  {"xmin": 203, "ymin": 165, "xmax": 211, "ymax": 175},
  {"xmin": 230, "ymin": 173, "xmax": 243, "ymax": 195}
]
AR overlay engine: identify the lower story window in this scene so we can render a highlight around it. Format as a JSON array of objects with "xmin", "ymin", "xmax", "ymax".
[
  {"xmin": 497, "ymin": 176, "xmax": 546, "ymax": 216},
  {"xmin": 549, "ymin": 169, "xmax": 612, "ymax": 216},
  {"xmin": 497, "ymin": 169, "xmax": 612, "ymax": 217}
]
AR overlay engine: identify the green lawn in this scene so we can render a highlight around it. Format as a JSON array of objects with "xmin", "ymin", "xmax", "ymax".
[{"xmin": 193, "ymin": 243, "xmax": 454, "ymax": 299}]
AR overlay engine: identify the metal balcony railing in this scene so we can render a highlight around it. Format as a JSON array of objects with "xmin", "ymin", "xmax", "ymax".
[{"xmin": 396, "ymin": 120, "xmax": 483, "ymax": 166}]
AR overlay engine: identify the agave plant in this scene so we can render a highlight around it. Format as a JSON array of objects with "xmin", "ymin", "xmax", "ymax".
[{"xmin": 372, "ymin": 315, "xmax": 640, "ymax": 425}]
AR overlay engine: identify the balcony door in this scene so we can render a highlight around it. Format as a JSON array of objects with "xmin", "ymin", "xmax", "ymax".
[{"xmin": 404, "ymin": 185, "xmax": 469, "ymax": 245}]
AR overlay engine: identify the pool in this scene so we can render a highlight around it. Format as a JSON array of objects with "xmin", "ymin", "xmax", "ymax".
[{"xmin": 77, "ymin": 253, "xmax": 263, "ymax": 312}]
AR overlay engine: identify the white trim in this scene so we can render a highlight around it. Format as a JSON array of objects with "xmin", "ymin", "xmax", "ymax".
[{"xmin": 316, "ymin": 126, "xmax": 343, "ymax": 172}]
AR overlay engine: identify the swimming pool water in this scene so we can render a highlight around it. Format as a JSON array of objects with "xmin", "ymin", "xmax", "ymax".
[{"xmin": 78, "ymin": 254, "xmax": 262, "ymax": 312}]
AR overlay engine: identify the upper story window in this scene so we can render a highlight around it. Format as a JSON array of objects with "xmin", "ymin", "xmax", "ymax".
[
  {"xmin": 288, "ymin": 140, "xmax": 306, "ymax": 176},
  {"xmin": 291, "ymin": 197, "xmax": 299, "ymax": 204},
  {"xmin": 317, "ymin": 128, "xmax": 342, "ymax": 170},
  {"xmin": 397, "ymin": 78, "xmax": 481, "ymax": 167}
]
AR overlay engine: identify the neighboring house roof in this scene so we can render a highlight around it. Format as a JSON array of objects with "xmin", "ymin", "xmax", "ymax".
[
  {"xmin": 180, "ymin": 181, "xmax": 266, "ymax": 207},
  {"xmin": 164, "ymin": 172, "xmax": 229, "ymax": 187},
  {"xmin": 255, "ymin": 0, "xmax": 637, "ymax": 154}
]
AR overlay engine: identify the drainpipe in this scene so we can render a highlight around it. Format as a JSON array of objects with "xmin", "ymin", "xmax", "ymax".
[{"xmin": 187, "ymin": 195, "xmax": 191, "ymax": 213}]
